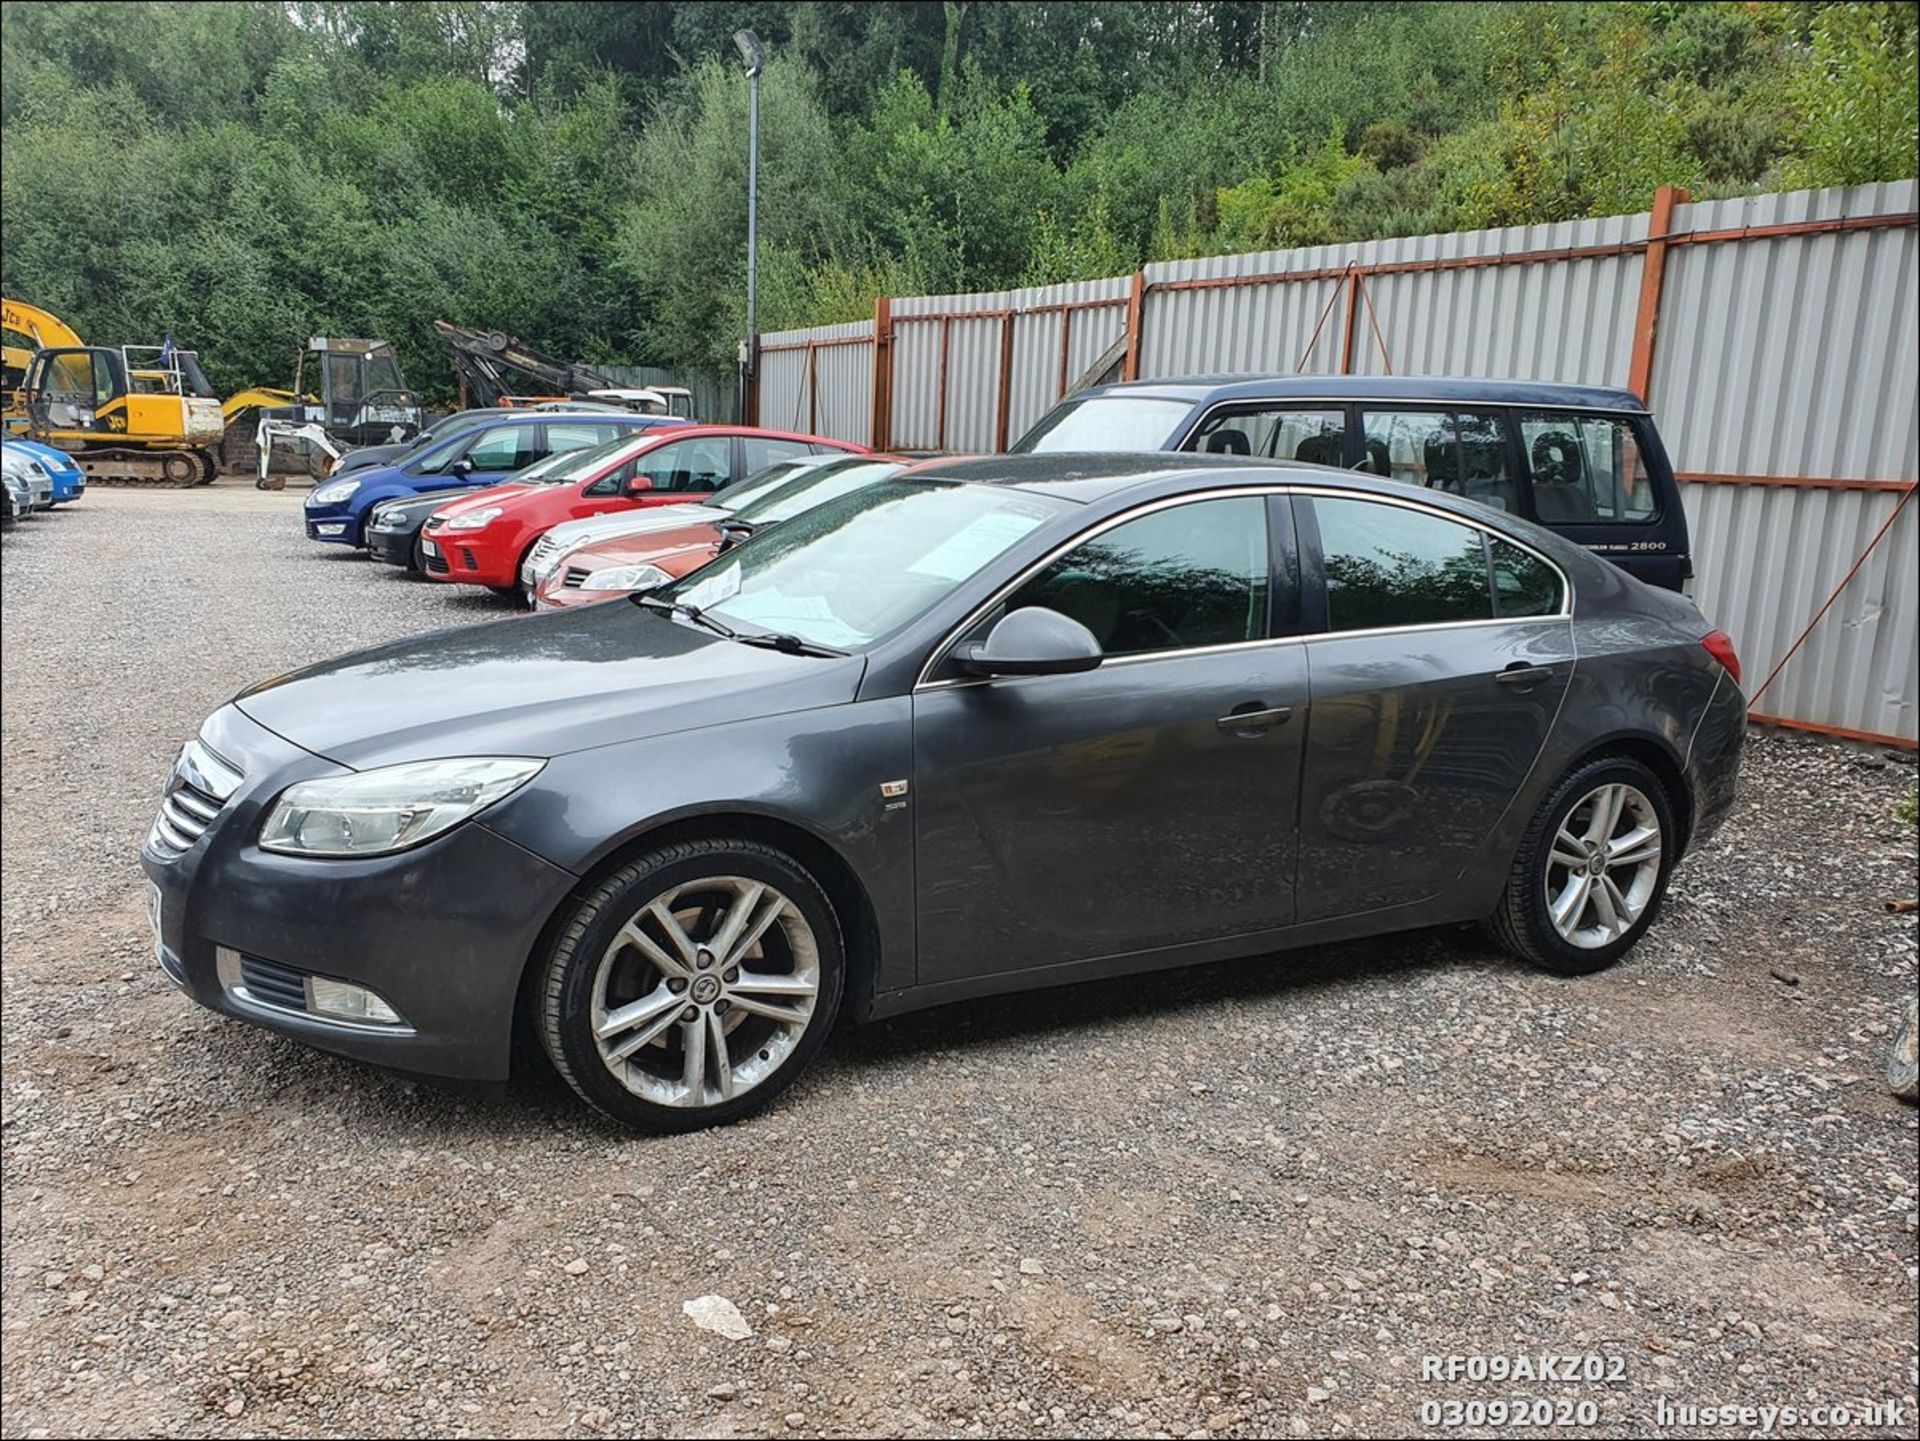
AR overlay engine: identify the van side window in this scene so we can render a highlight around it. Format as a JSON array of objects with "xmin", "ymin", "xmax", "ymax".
[
  {"xmin": 1358, "ymin": 409, "xmax": 1520, "ymax": 514},
  {"xmin": 1517, "ymin": 412, "xmax": 1655, "ymax": 523},
  {"xmin": 1187, "ymin": 408, "xmax": 1345, "ymax": 464}
]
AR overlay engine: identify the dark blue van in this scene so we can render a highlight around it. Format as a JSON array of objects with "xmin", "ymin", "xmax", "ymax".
[
  {"xmin": 1012, "ymin": 376, "xmax": 1691, "ymax": 591},
  {"xmin": 303, "ymin": 412, "xmax": 682, "ymax": 548}
]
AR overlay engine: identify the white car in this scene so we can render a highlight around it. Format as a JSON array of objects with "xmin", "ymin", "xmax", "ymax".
[
  {"xmin": 517, "ymin": 454, "xmax": 838, "ymax": 595},
  {"xmin": 1, "ymin": 450, "xmax": 55, "ymax": 511}
]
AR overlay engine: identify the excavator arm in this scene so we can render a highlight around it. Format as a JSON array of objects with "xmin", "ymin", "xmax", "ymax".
[
  {"xmin": 432, "ymin": 320, "xmax": 616, "ymax": 408},
  {"xmin": 2, "ymin": 296, "xmax": 87, "ymax": 352}
]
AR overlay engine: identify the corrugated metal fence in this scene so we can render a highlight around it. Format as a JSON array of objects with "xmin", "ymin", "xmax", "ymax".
[{"xmin": 755, "ymin": 181, "xmax": 1920, "ymax": 746}]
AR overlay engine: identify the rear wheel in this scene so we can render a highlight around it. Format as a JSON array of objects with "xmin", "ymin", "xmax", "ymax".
[
  {"xmin": 160, "ymin": 451, "xmax": 199, "ymax": 486},
  {"xmin": 1487, "ymin": 756, "xmax": 1676, "ymax": 975},
  {"xmin": 537, "ymin": 839, "xmax": 844, "ymax": 1131}
]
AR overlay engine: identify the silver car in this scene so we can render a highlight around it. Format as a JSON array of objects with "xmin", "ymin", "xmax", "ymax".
[{"xmin": 2, "ymin": 451, "xmax": 54, "ymax": 512}]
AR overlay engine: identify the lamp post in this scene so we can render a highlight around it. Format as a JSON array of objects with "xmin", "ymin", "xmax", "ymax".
[{"xmin": 734, "ymin": 29, "xmax": 766, "ymax": 423}]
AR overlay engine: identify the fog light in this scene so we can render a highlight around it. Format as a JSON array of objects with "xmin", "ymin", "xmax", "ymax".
[
  {"xmin": 306, "ymin": 976, "xmax": 404, "ymax": 1025},
  {"xmin": 316, "ymin": 523, "xmax": 347, "ymax": 535}
]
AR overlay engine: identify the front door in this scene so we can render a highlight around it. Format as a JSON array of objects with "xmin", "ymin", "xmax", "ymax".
[
  {"xmin": 1293, "ymin": 492, "xmax": 1575, "ymax": 921},
  {"xmin": 911, "ymin": 493, "xmax": 1308, "ymax": 985}
]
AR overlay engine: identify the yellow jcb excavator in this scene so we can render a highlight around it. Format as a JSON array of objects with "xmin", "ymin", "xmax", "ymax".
[{"xmin": 4, "ymin": 297, "xmax": 229, "ymax": 486}]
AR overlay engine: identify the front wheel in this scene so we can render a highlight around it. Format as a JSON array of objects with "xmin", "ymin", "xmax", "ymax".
[
  {"xmin": 1487, "ymin": 756, "xmax": 1676, "ymax": 975},
  {"xmin": 537, "ymin": 839, "xmax": 844, "ymax": 1131}
]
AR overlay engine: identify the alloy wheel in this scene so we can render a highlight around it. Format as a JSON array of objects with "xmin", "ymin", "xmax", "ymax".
[
  {"xmin": 1543, "ymin": 782, "xmax": 1662, "ymax": 949},
  {"xmin": 589, "ymin": 876, "xmax": 820, "ymax": 1108}
]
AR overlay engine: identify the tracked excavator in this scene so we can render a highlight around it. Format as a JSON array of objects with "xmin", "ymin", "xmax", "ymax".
[{"xmin": 4, "ymin": 298, "xmax": 225, "ymax": 486}]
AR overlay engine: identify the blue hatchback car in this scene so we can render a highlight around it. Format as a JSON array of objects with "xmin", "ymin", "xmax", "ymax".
[
  {"xmin": 303, "ymin": 413, "xmax": 682, "ymax": 548},
  {"xmin": 3, "ymin": 439, "xmax": 86, "ymax": 505}
]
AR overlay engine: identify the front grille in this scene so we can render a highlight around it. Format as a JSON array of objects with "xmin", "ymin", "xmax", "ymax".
[
  {"xmin": 527, "ymin": 535, "xmax": 559, "ymax": 571},
  {"xmin": 423, "ymin": 549, "xmax": 451, "ymax": 575},
  {"xmin": 562, "ymin": 566, "xmax": 591, "ymax": 589},
  {"xmin": 238, "ymin": 956, "xmax": 308, "ymax": 1012},
  {"xmin": 148, "ymin": 739, "xmax": 242, "ymax": 859}
]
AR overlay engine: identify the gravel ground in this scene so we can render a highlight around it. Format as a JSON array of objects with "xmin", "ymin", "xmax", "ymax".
[{"xmin": 3, "ymin": 485, "xmax": 1916, "ymax": 1440}]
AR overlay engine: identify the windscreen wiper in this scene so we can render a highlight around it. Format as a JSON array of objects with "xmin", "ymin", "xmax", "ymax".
[
  {"xmin": 732, "ymin": 630, "xmax": 845, "ymax": 658},
  {"xmin": 716, "ymin": 519, "xmax": 757, "ymax": 553},
  {"xmin": 636, "ymin": 593, "xmax": 740, "ymax": 640}
]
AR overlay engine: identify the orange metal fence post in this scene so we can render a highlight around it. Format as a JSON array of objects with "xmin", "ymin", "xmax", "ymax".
[
  {"xmin": 1339, "ymin": 266, "xmax": 1362, "ymax": 373},
  {"xmin": 1628, "ymin": 184, "xmax": 1690, "ymax": 402},
  {"xmin": 1122, "ymin": 270, "xmax": 1146, "ymax": 381},
  {"xmin": 870, "ymin": 296, "xmax": 893, "ymax": 451},
  {"xmin": 1056, "ymin": 307, "xmax": 1073, "ymax": 400}
]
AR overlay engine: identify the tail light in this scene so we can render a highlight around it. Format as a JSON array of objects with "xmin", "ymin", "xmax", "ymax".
[{"xmin": 1702, "ymin": 629, "xmax": 1741, "ymax": 685}]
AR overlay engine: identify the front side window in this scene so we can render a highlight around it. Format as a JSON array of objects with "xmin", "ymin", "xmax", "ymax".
[
  {"xmin": 1359, "ymin": 409, "xmax": 1520, "ymax": 514},
  {"xmin": 1517, "ymin": 412, "xmax": 1655, "ymax": 523},
  {"xmin": 635, "ymin": 437, "xmax": 731, "ymax": 493},
  {"xmin": 462, "ymin": 426, "xmax": 538, "ymax": 472},
  {"xmin": 1007, "ymin": 497, "xmax": 1270, "ymax": 658},
  {"xmin": 1313, "ymin": 496, "xmax": 1494, "ymax": 633},
  {"xmin": 1012, "ymin": 395, "xmax": 1194, "ymax": 453},
  {"xmin": 1187, "ymin": 407, "xmax": 1345, "ymax": 465}
]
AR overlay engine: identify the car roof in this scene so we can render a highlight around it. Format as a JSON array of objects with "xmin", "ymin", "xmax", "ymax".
[
  {"xmin": 1077, "ymin": 373, "xmax": 1649, "ymax": 413},
  {"xmin": 898, "ymin": 450, "xmax": 1553, "ymax": 516}
]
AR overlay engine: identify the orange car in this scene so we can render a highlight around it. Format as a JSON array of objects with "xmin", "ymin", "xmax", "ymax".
[{"xmin": 533, "ymin": 453, "xmax": 918, "ymax": 610}]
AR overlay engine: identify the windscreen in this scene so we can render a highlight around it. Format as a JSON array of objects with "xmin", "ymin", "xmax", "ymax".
[
  {"xmin": 664, "ymin": 481, "xmax": 1069, "ymax": 651},
  {"xmin": 1011, "ymin": 395, "xmax": 1192, "ymax": 453},
  {"xmin": 732, "ymin": 459, "xmax": 907, "ymax": 525}
]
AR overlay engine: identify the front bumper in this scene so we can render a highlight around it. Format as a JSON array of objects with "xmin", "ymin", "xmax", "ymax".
[
  {"xmin": 304, "ymin": 501, "xmax": 361, "ymax": 545},
  {"xmin": 420, "ymin": 530, "xmax": 515, "ymax": 587},
  {"xmin": 366, "ymin": 522, "xmax": 422, "ymax": 568},
  {"xmin": 141, "ymin": 706, "xmax": 577, "ymax": 1082}
]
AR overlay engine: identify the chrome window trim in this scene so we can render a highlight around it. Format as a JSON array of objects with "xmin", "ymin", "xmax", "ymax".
[{"xmin": 913, "ymin": 482, "xmax": 1572, "ymax": 692}]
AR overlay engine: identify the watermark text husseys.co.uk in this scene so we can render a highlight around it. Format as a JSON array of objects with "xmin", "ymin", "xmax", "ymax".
[{"xmin": 1655, "ymin": 1397, "xmax": 1907, "ymax": 1433}]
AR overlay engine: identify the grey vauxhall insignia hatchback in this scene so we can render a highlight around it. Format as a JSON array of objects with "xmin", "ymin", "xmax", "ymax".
[{"xmin": 143, "ymin": 455, "xmax": 1744, "ymax": 1131}]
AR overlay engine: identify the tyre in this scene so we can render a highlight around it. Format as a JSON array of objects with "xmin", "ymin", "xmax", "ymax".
[
  {"xmin": 537, "ymin": 839, "xmax": 844, "ymax": 1131},
  {"xmin": 1487, "ymin": 755, "xmax": 1676, "ymax": 975},
  {"xmin": 1890, "ymin": 998, "xmax": 1918, "ymax": 1103},
  {"xmin": 410, "ymin": 537, "xmax": 427, "ymax": 575}
]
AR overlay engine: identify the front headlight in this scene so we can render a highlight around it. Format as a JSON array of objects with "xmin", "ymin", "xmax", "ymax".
[
  {"xmin": 310, "ymin": 478, "xmax": 361, "ymax": 504},
  {"xmin": 444, "ymin": 507, "xmax": 502, "ymax": 532},
  {"xmin": 578, "ymin": 563, "xmax": 672, "ymax": 593},
  {"xmin": 369, "ymin": 508, "xmax": 406, "ymax": 531},
  {"xmin": 259, "ymin": 757, "xmax": 544, "ymax": 857}
]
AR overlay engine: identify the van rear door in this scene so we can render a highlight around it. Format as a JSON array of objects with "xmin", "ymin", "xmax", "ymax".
[{"xmin": 1512, "ymin": 410, "xmax": 1689, "ymax": 592}]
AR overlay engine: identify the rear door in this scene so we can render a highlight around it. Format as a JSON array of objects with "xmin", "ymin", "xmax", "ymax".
[
  {"xmin": 1293, "ymin": 491, "xmax": 1574, "ymax": 922},
  {"xmin": 630, "ymin": 435, "xmax": 734, "ymax": 504},
  {"xmin": 737, "ymin": 435, "xmax": 817, "ymax": 482},
  {"xmin": 1355, "ymin": 407, "xmax": 1526, "ymax": 517}
]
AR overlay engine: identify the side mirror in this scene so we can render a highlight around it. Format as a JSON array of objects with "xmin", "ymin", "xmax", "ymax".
[
  {"xmin": 624, "ymin": 475, "xmax": 653, "ymax": 496},
  {"xmin": 449, "ymin": 458, "xmax": 475, "ymax": 479},
  {"xmin": 953, "ymin": 606, "xmax": 1103, "ymax": 678}
]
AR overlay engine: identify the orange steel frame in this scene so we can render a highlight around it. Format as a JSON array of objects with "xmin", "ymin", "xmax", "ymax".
[{"xmin": 755, "ymin": 194, "xmax": 1918, "ymax": 746}]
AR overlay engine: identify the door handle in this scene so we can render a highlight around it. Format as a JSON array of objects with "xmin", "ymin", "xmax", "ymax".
[
  {"xmin": 1495, "ymin": 664, "xmax": 1552, "ymax": 686},
  {"xmin": 1216, "ymin": 704, "xmax": 1293, "ymax": 733}
]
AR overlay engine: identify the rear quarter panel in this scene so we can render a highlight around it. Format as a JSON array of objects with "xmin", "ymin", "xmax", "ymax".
[{"xmin": 1448, "ymin": 555, "xmax": 1732, "ymax": 914}]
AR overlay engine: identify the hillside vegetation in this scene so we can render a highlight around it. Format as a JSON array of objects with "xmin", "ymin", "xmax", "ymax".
[{"xmin": 2, "ymin": 1, "xmax": 1913, "ymax": 396}]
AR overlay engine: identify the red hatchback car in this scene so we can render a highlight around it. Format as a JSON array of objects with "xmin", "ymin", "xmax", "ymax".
[{"xmin": 421, "ymin": 426, "xmax": 864, "ymax": 591}]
